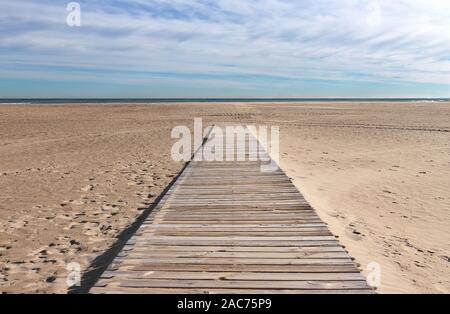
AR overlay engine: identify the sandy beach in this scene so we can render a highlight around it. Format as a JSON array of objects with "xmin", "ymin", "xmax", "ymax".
[{"xmin": 0, "ymin": 102, "xmax": 449, "ymax": 293}]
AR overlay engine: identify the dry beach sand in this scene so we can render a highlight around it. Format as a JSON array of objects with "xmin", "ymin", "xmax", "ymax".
[{"xmin": 0, "ymin": 102, "xmax": 449, "ymax": 293}]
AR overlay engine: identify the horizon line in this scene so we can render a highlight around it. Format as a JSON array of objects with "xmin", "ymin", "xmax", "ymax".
[{"xmin": 1, "ymin": 97, "xmax": 450, "ymax": 101}]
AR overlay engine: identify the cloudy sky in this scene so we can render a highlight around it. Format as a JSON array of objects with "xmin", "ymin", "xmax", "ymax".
[{"xmin": 0, "ymin": 0, "xmax": 449, "ymax": 98}]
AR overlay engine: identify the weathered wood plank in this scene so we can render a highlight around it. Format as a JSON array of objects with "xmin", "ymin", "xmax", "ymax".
[
  {"xmin": 90, "ymin": 287, "xmax": 375, "ymax": 294},
  {"xmin": 122, "ymin": 264, "xmax": 361, "ymax": 273},
  {"xmin": 131, "ymin": 239, "xmax": 342, "ymax": 247},
  {"xmin": 124, "ymin": 245, "xmax": 346, "ymax": 253},
  {"xmin": 90, "ymin": 124, "xmax": 372, "ymax": 294},
  {"xmin": 117, "ymin": 279, "xmax": 370, "ymax": 290},
  {"xmin": 100, "ymin": 271, "xmax": 364, "ymax": 281},
  {"xmin": 117, "ymin": 251, "xmax": 350, "ymax": 259},
  {"xmin": 112, "ymin": 258, "xmax": 354, "ymax": 265}
]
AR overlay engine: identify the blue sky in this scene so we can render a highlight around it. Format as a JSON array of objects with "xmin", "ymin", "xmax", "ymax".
[{"xmin": 0, "ymin": 0, "xmax": 449, "ymax": 98}]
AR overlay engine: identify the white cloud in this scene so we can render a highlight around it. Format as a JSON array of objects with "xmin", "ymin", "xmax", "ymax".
[{"xmin": 0, "ymin": 0, "xmax": 449, "ymax": 87}]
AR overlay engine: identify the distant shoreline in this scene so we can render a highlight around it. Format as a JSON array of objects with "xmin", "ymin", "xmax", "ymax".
[{"xmin": 1, "ymin": 98, "xmax": 449, "ymax": 105}]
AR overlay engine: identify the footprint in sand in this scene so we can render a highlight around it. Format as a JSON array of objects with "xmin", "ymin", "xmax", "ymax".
[
  {"xmin": 10, "ymin": 220, "xmax": 28, "ymax": 229},
  {"xmin": 102, "ymin": 204, "xmax": 121, "ymax": 215},
  {"xmin": 81, "ymin": 185, "xmax": 94, "ymax": 192},
  {"xmin": 346, "ymin": 226, "xmax": 364, "ymax": 241},
  {"xmin": 327, "ymin": 211, "xmax": 340, "ymax": 218}
]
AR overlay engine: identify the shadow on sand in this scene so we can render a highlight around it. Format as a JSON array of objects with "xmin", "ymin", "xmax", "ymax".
[
  {"xmin": 68, "ymin": 161, "xmax": 190, "ymax": 294},
  {"xmin": 69, "ymin": 126, "xmax": 213, "ymax": 294}
]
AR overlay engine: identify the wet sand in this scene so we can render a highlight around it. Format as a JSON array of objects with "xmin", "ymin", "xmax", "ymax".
[{"xmin": 0, "ymin": 102, "xmax": 449, "ymax": 293}]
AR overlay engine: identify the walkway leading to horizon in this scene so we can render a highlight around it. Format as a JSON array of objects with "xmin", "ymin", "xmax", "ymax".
[{"xmin": 90, "ymin": 125, "xmax": 373, "ymax": 294}]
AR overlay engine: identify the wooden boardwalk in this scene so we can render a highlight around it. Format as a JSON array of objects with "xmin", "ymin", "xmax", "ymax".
[{"xmin": 90, "ymin": 125, "xmax": 373, "ymax": 294}]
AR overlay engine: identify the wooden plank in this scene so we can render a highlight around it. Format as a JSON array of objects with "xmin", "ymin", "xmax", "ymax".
[
  {"xmin": 117, "ymin": 251, "xmax": 350, "ymax": 259},
  {"xmin": 123, "ymin": 264, "xmax": 360, "ymax": 273},
  {"xmin": 147, "ymin": 226, "xmax": 328, "ymax": 231},
  {"xmin": 124, "ymin": 245, "xmax": 346, "ymax": 253},
  {"xmin": 146, "ymin": 231, "xmax": 333, "ymax": 237},
  {"xmin": 90, "ymin": 287, "xmax": 375, "ymax": 294},
  {"xmin": 146, "ymin": 220, "xmax": 325, "ymax": 224},
  {"xmin": 131, "ymin": 240, "xmax": 342, "ymax": 247},
  {"xmin": 135, "ymin": 236, "xmax": 337, "ymax": 241},
  {"xmin": 90, "ymin": 124, "xmax": 372, "ymax": 294},
  {"xmin": 100, "ymin": 271, "xmax": 364, "ymax": 281},
  {"xmin": 117, "ymin": 279, "xmax": 370, "ymax": 290},
  {"xmin": 146, "ymin": 224, "xmax": 328, "ymax": 228},
  {"xmin": 112, "ymin": 258, "xmax": 354, "ymax": 265}
]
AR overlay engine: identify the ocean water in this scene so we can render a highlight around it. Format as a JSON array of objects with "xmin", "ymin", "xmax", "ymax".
[{"xmin": 0, "ymin": 98, "xmax": 449, "ymax": 104}]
